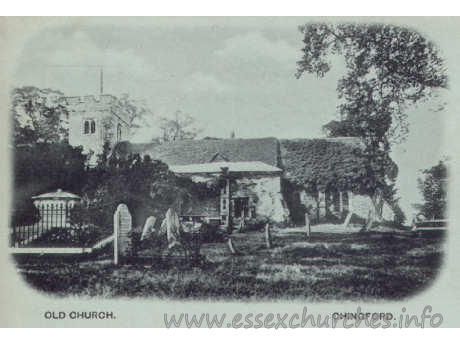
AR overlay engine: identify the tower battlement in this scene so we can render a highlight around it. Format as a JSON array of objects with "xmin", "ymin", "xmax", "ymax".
[
  {"xmin": 64, "ymin": 94, "xmax": 130, "ymax": 125},
  {"xmin": 64, "ymin": 94, "xmax": 117, "ymax": 106}
]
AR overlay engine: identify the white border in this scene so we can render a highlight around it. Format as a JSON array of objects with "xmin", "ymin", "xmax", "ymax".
[{"xmin": 1, "ymin": 1, "xmax": 460, "ymax": 16}]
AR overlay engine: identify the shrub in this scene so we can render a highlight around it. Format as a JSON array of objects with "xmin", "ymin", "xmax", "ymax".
[
  {"xmin": 30, "ymin": 224, "xmax": 107, "ymax": 247},
  {"xmin": 239, "ymin": 215, "xmax": 269, "ymax": 233},
  {"xmin": 200, "ymin": 222, "xmax": 225, "ymax": 243},
  {"xmin": 81, "ymin": 150, "xmax": 219, "ymax": 230},
  {"xmin": 127, "ymin": 228, "xmax": 142, "ymax": 257},
  {"xmin": 415, "ymin": 160, "xmax": 447, "ymax": 220}
]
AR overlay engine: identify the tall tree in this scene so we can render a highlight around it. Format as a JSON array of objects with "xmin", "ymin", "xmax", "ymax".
[
  {"xmin": 117, "ymin": 93, "xmax": 152, "ymax": 135},
  {"xmin": 156, "ymin": 110, "xmax": 201, "ymax": 143},
  {"xmin": 296, "ymin": 23, "xmax": 447, "ymax": 225},
  {"xmin": 11, "ymin": 86, "xmax": 69, "ymax": 145},
  {"xmin": 415, "ymin": 160, "xmax": 447, "ymax": 220}
]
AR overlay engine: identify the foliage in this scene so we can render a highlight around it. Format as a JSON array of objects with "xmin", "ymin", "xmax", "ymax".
[
  {"xmin": 156, "ymin": 110, "xmax": 202, "ymax": 143},
  {"xmin": 281, "ymin": 139, "xmax": 369, "ymax": 193},
  {"xmin": 322, "ymin": 119, "xmax": 361, "ymax": 138},
  {"xmin": 127, "ymin": 228, "xmax": 142, "ymax": 256},
  {"xmin": 297, "ymin": 24, "xmax": 447, "ymax": 145},
  {"xmin": 12, "ymin": 143, "xmax": 87, "ymax": 225},
  {"xmin": 296, "ymin": 23, "xmax": 447, "ymax": 221},
  {"xmin": 30, "ymin": 225, "xmax": 108, "ymax": 248},
  {"xmin": 116, "ymin": 93, "xmax": 152, "ymax": 135},
  {"xmin": 391, "ymin": 203, "xmax": 407, "ymax": 226},
  {"xmin": 11, "ymin": 86, "xmax": 69, "ymax": 145},
  {"xmin": 415, "ymin": 160, "xmax": 447, "ymax": 219},
  {"xmin": 79, "ymin": 146, "xmax": 219, "ymax": 230},
  {"xmin": 238, "ymin": 215, "xmax": 270, "ymax": 233},
  {"xmin": 381, "ymin": 181, "xmax": 406, "ymax": 225},
  {"xmin": 199, "ymin": 222, "xmax": 225, "ymax": 243}
]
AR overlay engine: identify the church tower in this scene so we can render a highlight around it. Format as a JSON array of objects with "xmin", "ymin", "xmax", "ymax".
[{"xmin": 65, "ymin": 94, "xmax": 131, "ymax": 161}]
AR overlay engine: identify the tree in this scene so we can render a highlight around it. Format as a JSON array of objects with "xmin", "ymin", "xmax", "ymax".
[
  {"xmin": 415, "ymin": 160, "xmax": 447, "ymax": 220},
  {"xmin": 11, "ymin": 86, "xmax": 69, "ymax": 145},
  {"xmin": 12, "ymin": 142, "xmax": 87, "ymax": 225},
  {"xmin": 117, "ymin": 93, "xmax": 152, "ymax": 135},
  {"xmin": 296, "ymin": 23, "xmax": 447, "ymax": 226},
  {"xmin": 156, "ymin": 110, "xmax": 201, "ymax": 143},
  {"xmin": 322, "ymin": 119, "xmax": 361, "ymax": 138},
  {"xmin": 80, "ymin": 147, "xmax": 218, "ymax": 229}
]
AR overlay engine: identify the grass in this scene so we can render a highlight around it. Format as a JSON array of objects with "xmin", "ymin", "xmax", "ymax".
[{"xmin": 14, "ymin": 226, "xmax": 444, "ymax": 301}]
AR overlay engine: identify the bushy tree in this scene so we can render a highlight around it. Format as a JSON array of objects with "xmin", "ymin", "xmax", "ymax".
[
  {"xmin": 415, "ymin": 160, "xmax": 447, "ymax": 219},
  {"xmin": 156, "ymin": 110, "xmax": 202, "ymax": 143},
  {"xmin": 12, "ymin": 143, "xmax": 87, "ymax": 225},
  {"xmin": 116, "ymin": 93, "xmax": 152, "ymax": 137},
  {"xmin": 11, "ymin": 86, "xmax": 69, "ymax": 145},
  {"xmin": 78, "ymin": 146, "xmax": 218, "ymax": 229},
  {"xmin": 296, "ymin": 23, "xmax": 447, "ymax": 226}
]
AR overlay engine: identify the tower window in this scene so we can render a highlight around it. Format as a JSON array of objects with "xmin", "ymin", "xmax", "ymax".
[
  {"xmin": 84, "ymin": 119, "xmax": 96, "ymax": 135},
  {"xmin": 84, "ymin": 121, "xmax": 89, "ymax": 134}
]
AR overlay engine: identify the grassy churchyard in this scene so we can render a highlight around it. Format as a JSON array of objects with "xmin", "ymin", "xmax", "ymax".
[{"xmin": 15, "ymin": 225, "xmax": 444, "ymax": 300}]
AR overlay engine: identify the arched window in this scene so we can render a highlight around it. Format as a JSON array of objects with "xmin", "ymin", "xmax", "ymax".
[
  {"xmin": 84, "ymin": 121, "xmax": 89, "ymax": 134},
  {"xmin": 90, "ymin": 120, "xmax": 96, "ymax": 134},
  {"xmin": 117, "ymin": 123, "xmax": 122, "ymax": 141}
]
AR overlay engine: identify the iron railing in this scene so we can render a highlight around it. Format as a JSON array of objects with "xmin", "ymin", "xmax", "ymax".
[{"xmin": 11, "ymin": 204, "xmax": 77, "ymax": 247}]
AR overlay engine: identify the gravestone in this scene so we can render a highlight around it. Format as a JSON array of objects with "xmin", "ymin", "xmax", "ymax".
[
  {"xmin": 140, "ymin": 216, "xmax": 157, "ymax": 241},
  {"xmin": 305, "ymin": 212, "xmax": 311, "ymax": 240},
  {"xmin": 343, "ymin": 211, "xmax": 353, "ymax": 228},
  {"xmin": 114, "ymin": 203, "xmax": 132, "ymax": 265},
  {"xmin": 264, "ymin": 223, "xmax": 272, "ymax": 249}
]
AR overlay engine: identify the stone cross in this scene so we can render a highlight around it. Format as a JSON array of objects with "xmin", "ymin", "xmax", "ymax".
[{"xmin": 114, "ymin": 203, "xmax": 132, "ymax": 265}]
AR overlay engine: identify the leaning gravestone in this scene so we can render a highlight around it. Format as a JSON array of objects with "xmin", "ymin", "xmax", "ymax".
[
  {"xmin": 114, "ymin": 203, "xmax": 132, "ymax": 265},
  {"xmin": 140, "ymin": 216, "xmax": 157, "ymax": 241}
]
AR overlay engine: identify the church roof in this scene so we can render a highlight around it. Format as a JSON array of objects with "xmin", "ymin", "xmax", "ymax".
[
  {"xmin": 114, "ymin": 137, "xmax": 280, "ymax": 167},
  {"xmin": 114, "ymin": 137, "xmax": 365, "ymax": 181}
]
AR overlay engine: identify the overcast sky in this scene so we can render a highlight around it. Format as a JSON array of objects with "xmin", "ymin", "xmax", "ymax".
[{"xmin": 12, "ymin": 17, "xmax": 453, "ymax": 220}]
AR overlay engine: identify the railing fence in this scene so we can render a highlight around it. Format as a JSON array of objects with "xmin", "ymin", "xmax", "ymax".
[{"xmin": 11, "ymin": 203, "xmax": 80, "ymax": 248}]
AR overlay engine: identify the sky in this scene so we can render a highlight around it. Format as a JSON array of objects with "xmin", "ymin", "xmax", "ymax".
[{"xmin": 11, "ymin": 17, "xmax": 453, "ymax": 221}]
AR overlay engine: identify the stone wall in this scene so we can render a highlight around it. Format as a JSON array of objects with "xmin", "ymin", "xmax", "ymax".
[
  {"xmin": 68, "ymin": 110, "xmax": 107, "ymax": 155},
  {"xmin": 293, "ymin": 189, "xmax": 395, "ymax": 222},
  {"xmin": 235, "ymin": 175, "xmax": 289, "ymax": 223},
  {"xmin": 185, "ymin": 173, "xmax": 289, "ymax": 224}
]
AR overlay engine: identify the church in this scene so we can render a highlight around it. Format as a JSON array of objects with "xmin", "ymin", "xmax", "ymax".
[
  {"xmin": 112, "ymin": 138, "xmax": 396, "ymax": 226},
  {"xmin": 65, "ymin": 93, "xmax": 395, "ymax": 226}
]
